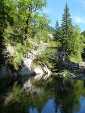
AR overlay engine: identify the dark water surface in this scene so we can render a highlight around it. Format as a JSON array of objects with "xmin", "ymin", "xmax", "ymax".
[
  {"xmin": 28, "ymin": 80, "xmax": 85, "ymax": 113},
  {"xmin": 29, "ymin": 97, "xmax": 85, "ymax": 113}
]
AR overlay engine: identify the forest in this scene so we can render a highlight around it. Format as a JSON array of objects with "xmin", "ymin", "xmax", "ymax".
[{"xmin": 0, "ymin": 0, "xmax": 85, "ymax": 113}]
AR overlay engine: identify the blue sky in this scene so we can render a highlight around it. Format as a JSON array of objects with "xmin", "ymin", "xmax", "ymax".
[{"xmin": 43, "ymin": 0, "xmax": 85, "ymax": 31}]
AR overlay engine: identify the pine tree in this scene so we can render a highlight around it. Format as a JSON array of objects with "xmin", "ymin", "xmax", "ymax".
[
  {"xmin": 61, "ymin": 3, "xmax": 73, "ymax": 53},
  {"xmin": 60, "ymin": 3, "xmax": 83, "ymax": 62},
  {"xmin": 62, "ymin": 3, "xmax": 72, "ymax": 36},
  {"xmin": 54, "ymin": 20, "xmax": 59, "ymax": 39},
  {"xmin": 54, "ymin": 19, "xmax": 62, "ymax": 41},
  {"xmin": 55, "ymin": 19, "xmax": 59, "ymax": 30}
]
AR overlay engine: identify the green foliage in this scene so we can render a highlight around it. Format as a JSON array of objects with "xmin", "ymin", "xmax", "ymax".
[
  {"xmin": 2, "ymin": 84, "xmax": 29, "ymax": 113},
  {"xmin": 54, "ymin": 4, "xmax": 83, "ymax": 63},
  {"xmin": 0, "ymin": 0, "xmax": 49, "ymax": 69},
  {"xmin": 61, "ymin": 3, "xmax": 73, "ymax": 52},
  {"xmin": 8, "ymin": 42, "xmax": 33, "ymax": 69},
  {"xmin": 54, "ymin": 20, "xmax": 62, "ymax": 41},
  {"xmin": 65, "ymin": 27, "xmax": 83, "ymax": 62},
  {"xmin": 33, "ymin": 40, "xmax": 59, "ymax": 69},
  {"xmin": 68, "ymin": 27, "xmax": 83, "ymax": 55},
  {"xmin": 16, "ymin": 0, "xmax": 47, "ymax": 42},
  {"xmin": 47, "ymin": 25, "xmax": 55, "ymax": 33},
  {"xmin": 0, "ymin": 0, "xmax": 14, "ymax": 66}
]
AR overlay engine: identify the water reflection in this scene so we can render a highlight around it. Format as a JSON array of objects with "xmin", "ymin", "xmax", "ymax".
[
  {"xmin": 42, "ymin": 99, "xmax": 56, "ymax": 113},
  {"xmin": 74, "ymin": 96, "xmax": 85, "ymax": 113},
  {"xmin": 28, "ymin": 79, "xmax": 85, "ymax": 113},
  {"xmin": 29, "ymin": 107, "xmax": 38, "ymax": 113}
]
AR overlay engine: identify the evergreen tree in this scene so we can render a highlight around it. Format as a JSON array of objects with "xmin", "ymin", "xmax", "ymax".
[
  {"xmin": 54, "ymin": 20, "xmax": 59, "ymax": 39},
  {"xmin": 59, "ymin": 3, "xmax": 83, "ymax": 62},
  {"xmin": 61, "ymin": 3, "xmax": 73, "ymax": 53},
  {"xmin": 54, "ymin": 19, "xmax": 63, "ymax": 41},
  {"xmin": 55, "ymin": 19, "xmax": 59, "ymax": 30}
]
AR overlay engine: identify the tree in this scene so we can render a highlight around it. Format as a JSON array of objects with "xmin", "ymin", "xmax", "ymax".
[
  {"xmin": 3, "ymin": 0, "xmax": 47, "ymax": 44},
  {"xmin": 55, "ymin": 3, "xmax": 83, "ymax": 63},
  {"xmin": 54, "ymin": 19, "xmax": 63, "ymax": 41},
  {"xmin": 55, "ymin": 19, "xmax": 59, "ymax": 30},
  {"xmin": 0, "ymin": 0, "xmax": 14, "ymax": 67},
  {"xmin": 61, "ymin": 3, "xmax": 73, "ymax": 53},
  {"xmin": 12, "ymin": 0, "xmax": 47, "ymax": 44},
  {"xmin": 54, "ymin": 20, "xmax": 59, "ymax": 39},
  {"xmin": 68, "ymin": 27, "xmax": 83, "ymax": 62},
  {"xmin": 1, "ymin": 0, "xmax": 48, "ymax": 69}
]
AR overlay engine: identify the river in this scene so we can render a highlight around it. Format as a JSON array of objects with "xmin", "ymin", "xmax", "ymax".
[{"xmin": 27, "ymin": 79, "xmax": 85, "ymax": 113}]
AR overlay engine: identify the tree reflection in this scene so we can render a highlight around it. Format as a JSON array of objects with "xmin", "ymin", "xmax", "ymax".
[
  {"xmin": 31, "ymin": 79, "xmax": 85, "ymax": 113},
  {"xmin": 54, "ymin": 79, "xmax": 84, "ymax": 113},
  {"xmin": 32, "ymin": 77, "xmax": 85, "ymax": 113}
]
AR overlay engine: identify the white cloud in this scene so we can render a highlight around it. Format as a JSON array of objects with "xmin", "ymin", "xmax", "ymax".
[{"xmin": 73, "ymin": 16, "xmax": 85, "ymax": 24}]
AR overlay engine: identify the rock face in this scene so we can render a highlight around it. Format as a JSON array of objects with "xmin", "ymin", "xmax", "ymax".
[
  {"xmin": 34, "ymin": 66, "xmax": 44, "ymax": 80},
  {"xmin": 34, "ymin": 64, "xmax": 51, "ymax": 80},
  {"xmin": 20, "ymin": 42, "xmax": 51, "ymax": 80},
  {"xmin": 6, "ymin": 44, "xmax": 15, "ymax": 56},
  {"xmin": 0, "ymin": 41, "xmax": 51, "ymax": 93},
  {"xmin": 23, "ymin": 80, "xmax": 32, "ymax": 92}
]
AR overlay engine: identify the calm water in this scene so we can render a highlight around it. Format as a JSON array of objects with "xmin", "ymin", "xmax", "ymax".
[
  {"xmin": 29, "ymin": 97, "xmax": 85, "ymax": 113},
  {"xmin": 28, "ymin": 79, "xmax": 85, "ymax": 113}
]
